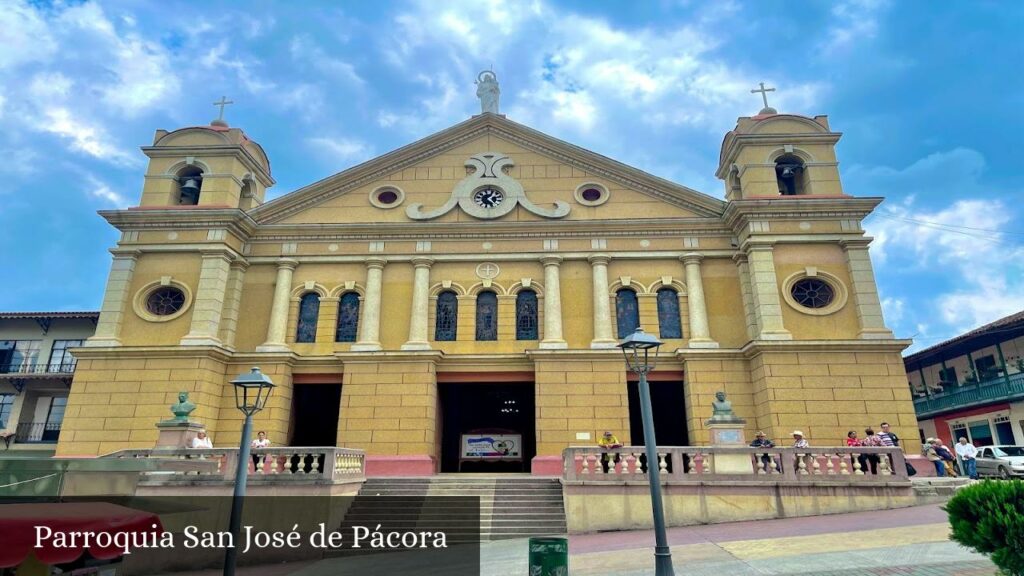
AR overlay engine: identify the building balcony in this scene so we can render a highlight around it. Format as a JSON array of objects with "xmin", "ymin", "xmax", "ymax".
[
  {"xmin": 913, "ymin": 372, "xmax": 1024, "ymax": 418},
  {"xmin": 0, "ymin": 362, "xmax": 77, "ymax": 375},
  {"xmin": 3, "ymin": 422, "xmax": 62, "ymax": 445}
]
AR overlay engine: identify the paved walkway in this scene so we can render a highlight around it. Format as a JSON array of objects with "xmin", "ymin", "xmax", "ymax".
[{"xmin": 158, "ymin": 504, "xmax": 995, "ymax": 575}]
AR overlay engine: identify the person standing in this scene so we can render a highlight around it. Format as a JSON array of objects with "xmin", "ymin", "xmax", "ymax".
[
  {"xmin": 190, "ymin": 430, "xmax": 212, "ymax": 449},
  {"xmin": 750, "ymin": 431, "xmax": 776, "ymax": 472},
  {"xmin": 251, "ymin": 430, "xmax": 270, "ymax": 471},
  {"xmin": 955, "ymin": 437, "xmax": 978, "ymax": 480},
  {"xmin": 877, "ymin": 422, "xmax": 900, "ymax": 447},
  {"xmin": 924, "ymin": 438, "xmax": 946, "ymax": 476},
  {"xmin": 598, "ymin": 431, "xmax": 622, "ymax": 473}
]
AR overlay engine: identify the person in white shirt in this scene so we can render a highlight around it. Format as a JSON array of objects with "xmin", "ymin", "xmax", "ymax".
[
  {"xmin": 954, "ymin": 437, "xmax": 978, "ymax": 479},
  {"xmin": 190, "ymin": 430, "xmax": 212, "ymax": 449},
  {"xmin": 251, "ymin": 431, "xmax": 270, "ymax": 471}
]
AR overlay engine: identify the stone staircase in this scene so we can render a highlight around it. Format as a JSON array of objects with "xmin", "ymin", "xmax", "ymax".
[{"xmin": 341, "ymin": 476, "xmax": 567, "ymax": 541}]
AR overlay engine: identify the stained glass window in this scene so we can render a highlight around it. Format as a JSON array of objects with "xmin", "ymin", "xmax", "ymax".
[
  {"xmin": 295, "ymin": 293, "xmax": 320, "ymax": 343},
  {"xmin": 657, "ymin": 288, "xmax": 683, "ymax": 339},
  {"xmin": 616, "ymin": 288, "xmax": 640, "ymax": 339},
  {"xmin": 476, "ymin": 291, "xmax": 498, "ymax": 341},
  {"xmin": 791, "ymin": 278, "xmax": 834, "ymax": 309},
  {"xmin": 335, "ymin": 292, "xmax": 360, "ymax": 342},
  {"xmin": 516, "ymin": 290, "xmax": 539, "ymax": 340},
  {"xmin": 435, "ymin": 291, "xmax": 458, "ymax": 341},
  {"xmin": 146, "ymin": 287, "xmax": 185, "ymax": 316}
]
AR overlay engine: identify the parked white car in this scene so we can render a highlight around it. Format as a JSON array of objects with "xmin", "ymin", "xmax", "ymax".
[{"xmin": 975, "ymin": 445, "xmax": 1024, "ymax": 479}]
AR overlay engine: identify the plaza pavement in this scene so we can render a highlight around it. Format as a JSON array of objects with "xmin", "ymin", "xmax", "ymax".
[{"xmin": 158, "ymin": 503, "xmax": 996, "ymax": 575}]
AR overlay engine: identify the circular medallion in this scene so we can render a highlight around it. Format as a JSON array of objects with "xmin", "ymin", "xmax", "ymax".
[
  {"xmin": 473, "ymin": 187, "xmax": 505, "ymax": 209},
  {"xmin": 475, "ymin": 262, "xmax": 500, "ymax": 280}
]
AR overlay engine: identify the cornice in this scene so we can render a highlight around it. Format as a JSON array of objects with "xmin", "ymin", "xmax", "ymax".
[
  {"xmin": 249, "ymin": 114, "xmax": 726, "ymax": 224},
  {"xmin": 741, "ymin": 338, "xmax": 911, "ymax": 355},
  {"xmin": 717, "ymin": 132, "xmax": 842, "ymax": 178},
  {"xmin": 142, "ymin": 144, "xmax": 275, "ymax": 186},
  {"xmin": 722, "ymin": 197, "xmax": 883, "ymax": 229},
  {"xmin": 100, "ymin": 208, "xmax": 258, "ymax": 238}
]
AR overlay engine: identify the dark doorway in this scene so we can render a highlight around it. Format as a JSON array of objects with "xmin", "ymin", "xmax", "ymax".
[
  {"xmin": 290, "ymin": 384, "xmax": 342, "ymax": 446},
  {"xmin": 627, "ymin": 379, "xmax": 689, "ymax": 447},
  {"xmin": 438, "ymin": 382, "xmax": 535, "ymax": 473}
]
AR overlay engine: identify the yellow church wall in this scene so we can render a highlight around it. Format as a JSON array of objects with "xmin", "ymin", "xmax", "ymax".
[
  {"xmin": 683, "ymin": 356, "xmax": 755, "ymax": 445},
  {"xmin": 117, "ymin": 253, "xmax": 202, "ymax": 346},
  {"xmin": 560, "ymin": 260, "xmax": 596, "ymax": 349},
  {"xmin": 232, "ymin": 264, "xmax": 278, "ymax": 351},
  {"xmin": 701, "ymin": 258, "xmax": 749, "ymax": 349},
  {"xmin": 773, "ymin": 244, "xmax": 861, "ymax": 340},
  {"xmin": 216, "ymin": 360, "xmax": 293, "ymax": 448}
]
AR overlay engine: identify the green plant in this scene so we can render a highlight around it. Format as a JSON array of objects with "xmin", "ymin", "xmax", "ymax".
[{"xmin": 945, "ymin": 480, "xmax": 1024, "ymax": 575}]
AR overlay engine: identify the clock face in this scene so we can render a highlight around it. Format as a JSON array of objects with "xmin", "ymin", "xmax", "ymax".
[{"xmin": 473, "ymin": 187, "xmax": 504, "ymax": 208}]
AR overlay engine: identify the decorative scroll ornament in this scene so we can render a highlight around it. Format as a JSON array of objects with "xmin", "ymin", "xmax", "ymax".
[{"xmin": 406, "ymin": 152, "xmax": 571, "ymax": 220}]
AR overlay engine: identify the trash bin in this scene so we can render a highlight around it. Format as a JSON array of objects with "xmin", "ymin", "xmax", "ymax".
[{"xmin": 528, "ymin": 537, "xmax": 568, "ymax": 576}]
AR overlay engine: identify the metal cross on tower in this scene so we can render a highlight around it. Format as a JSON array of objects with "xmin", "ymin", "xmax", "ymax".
[
  {"xmin": 211, "ymin": 96, "xmax": 234, "ymax": 127},
  {"xmin": 751, "ymin": 83, "xmax": 776, "ymax": 114}
]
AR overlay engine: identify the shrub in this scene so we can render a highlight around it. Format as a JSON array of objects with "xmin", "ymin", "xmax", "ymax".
[{"xmin": 945, "ymin": 480, "xmax": 1024, "ymax": 575}]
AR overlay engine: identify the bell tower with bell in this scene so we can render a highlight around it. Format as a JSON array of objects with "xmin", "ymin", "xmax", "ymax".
[
  {"xmin": 716, "ymin": 84, "xmax": 846, "ymax": 201},
  {"xmin": 137, "ymin": 97, "xmax": 274, "ymax": 210}
]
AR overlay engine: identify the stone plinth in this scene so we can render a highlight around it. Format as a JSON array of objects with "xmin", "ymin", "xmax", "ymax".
[
  {"xmin": 707, "ymin": 420, "xmax": 753, "ymax": 475},
  {"xmin": 155, "ymin": 421, "xmax": 206, "ymax": 449}
]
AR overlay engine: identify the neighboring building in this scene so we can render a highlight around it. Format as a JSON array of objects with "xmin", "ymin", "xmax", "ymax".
[
  {"xmin": 905, "ymin": 311, "xmax": 1024, "ymax": 447},
  {"xmin": 55, "ymin": 75, "xmax": 918, "ymax": 474},
  {"xmin": 0, "ymin": 312, "xmax": 98, "ymax": 449}
]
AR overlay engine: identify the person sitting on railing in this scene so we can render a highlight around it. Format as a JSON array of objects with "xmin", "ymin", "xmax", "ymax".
[
  {"xmin": 934, "ymin": 440, "xmax": 958, "ymax": 477},
  {"xmin": 749, "ymin": 431, "xmax": 777, "ymax": 472},
  {"xmin": 190, "ymin": 430, "xmax": 212, "ymax": 449},
  {"xmin": 846, "ymin": 430, "xmax": 867, "ymax": 473},
  {"xmin": 251, "ymin": 431, "xmax": 271, "ymax": 472},
  {"xmin": 923, "ymin": 438, "xmax": 946, "ymax": 476},
  {"xmin": 791, "ymin": 430, "xmax": 812, "ymax": 472},
  {"xmin": 598, "ymin": 431, "xmax": 622, "ymax": 473},
  {"xmin": 858, "ymin": 428, "xmax": 883, "ymax": 474}
]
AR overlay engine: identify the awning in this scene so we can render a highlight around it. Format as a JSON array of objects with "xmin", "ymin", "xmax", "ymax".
[{"xmin": 0, "ymin": 502, "xmax": 163, "ymax": 567}]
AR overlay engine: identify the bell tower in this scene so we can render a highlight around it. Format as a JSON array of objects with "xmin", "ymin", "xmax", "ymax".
[
  {"xmin": 137, "ymin": 99, "xmax": 273, "ymax": 210},
  {"xmin": 716, "ymin": 92, "xmax": 845, "ymax": 201}
]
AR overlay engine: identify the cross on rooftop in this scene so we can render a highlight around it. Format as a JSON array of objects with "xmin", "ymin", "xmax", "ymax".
[
  {"xmin": 751, "ymin": 82, "xmax": 776, "ymax": 114},
  {"xmin": 211, "ymin": 96, "xmax": 234, "ymax": 127}
]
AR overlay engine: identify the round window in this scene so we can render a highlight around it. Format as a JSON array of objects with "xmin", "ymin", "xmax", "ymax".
[
  {"xmin": 377, "ymin": 190, "xmax": 398, "ymax": 205},
  {"xmin": 581, "ymin": 188, "xmax": 603, "ymax": 202},
  {"xmin": 574, "ymin": 183, "xmax": 610, "ymax": 206},
  {"xmin": 369, "ymin": 186, "xmax": 405, "ymax": 209},
  {"xmin": 146, "ymin": 287, "xmax": 186, "ymax": 316},
  {"xmin": 790, "ymin": 278, "xmax": 835, "ymax": 309}
]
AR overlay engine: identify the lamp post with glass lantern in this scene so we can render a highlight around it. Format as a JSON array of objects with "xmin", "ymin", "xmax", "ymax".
[
  {"xmin": 618, "ymin": 328, "xmax": 674, "ymax": 576},
  {"xmin": 224, "ymin": 367, "xmax": 275, "ymax": 576}
]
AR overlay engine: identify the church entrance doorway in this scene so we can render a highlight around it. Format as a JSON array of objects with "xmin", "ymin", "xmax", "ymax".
[
  {"xmin": 290, "ymin": 383, "xmax": 342, "ymax": 447},
  {"xmin": 627, "ymin": 377, "xmax": 689, "ymax": 447},
  {"xmin": 438, "ymin": 381, "xmax": 536, "ymax": 473}
]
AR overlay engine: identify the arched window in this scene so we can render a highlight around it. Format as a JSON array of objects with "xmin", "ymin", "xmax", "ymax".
[
  {"xmin": 657, "ymin": 288, "xmax": 683, "ymax": 339},
  {"xmin": 176, "ymin": 166, "xmax": 203, "ymax": 205},
  {"xmin": 435, "ymin": 291, "xmax": 458, "ymax": 341},
  {"xmin": 295, "ymin": 293, "xmax": 320, "ymax": 343},
  {"xmin": 335, "ymin": 292, "xmax": 360, "ymax": 342},
  {"xmin": 515, "ymin": 290, "xmax": 539, "ymax": 341},
  {"xmin": 775, "ymin": 154, "xmax": 806, "ymax": 196},
  {"xmin": 476, "ymin": 291, "xmax": 498, "ymax": 341},
  {"xmin": 615, "ymin": 288, "xmax": 640, "ymax": 339}
]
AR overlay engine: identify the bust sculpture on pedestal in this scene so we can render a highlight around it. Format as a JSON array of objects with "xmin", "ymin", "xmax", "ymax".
[
  {"xmin": 704, "ymin": 391, "xmax": 753, "ymax": 474},
  {"xmin": 155, "ymin": 391, "xmax": 205, "ymax": 448}
]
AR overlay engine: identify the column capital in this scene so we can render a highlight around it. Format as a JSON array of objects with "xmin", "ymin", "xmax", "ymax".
[
  {"xmin": 230, "ymin": 259, "xmax": 251, "ymax": 271},
  {"xmin": 110, "ymin": 248, "xmax": 143, "ymax": 261},
  {"xmin": 411, "ymin": 256, "xmax": 435, "ymax": 268},
  {"xmin": 745, "ymin": 243, "xmax": 775, "ymax": 254},
  {"xmin": 732, "ymin": 253, "xmax": 749, "ymax": 264},
  {"xmin": 679, "ymin": 252, "xmax": 703, "ymax": 265},
  {"xmin": 275, "ymin": 258, "xmax": 299, "ymax": 271},
  {"xmin": 365, "ymin": 256, "xmax": 388, "ymax": 269},
  {"xmin": 198, "ymin": 248, "xmax": 235, "ymax": 262},
  {"xmin": 587, "ymin": 254, "xmax": 612, "ymax": 266},
  {"xmin": 539, "ymin": 255, "xmax": 563, "ymax": 267}
]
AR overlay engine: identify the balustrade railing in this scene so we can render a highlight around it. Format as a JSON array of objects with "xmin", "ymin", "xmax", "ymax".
[
  {"xmin": 0, "ymin": 362, "xmax": 78, "ymax": 375},
  {"xmin": 563, "ymin": 446, "xmax": 908, "ymax": 482},
  {"xmin": 913, "ymin": 372, "xmax": 1024, "ymax": 417},
  {"xmin": 14, "ymin": 422, "xmax": 62, "ymax": 443},
  {"xmin": 106, "ymin": 446, "xmax": 366, "ymax": 483}
]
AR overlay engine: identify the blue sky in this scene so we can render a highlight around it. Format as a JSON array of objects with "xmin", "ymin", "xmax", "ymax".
[{"xmin": 1, "ymin": 0, "xmax": 1021, "ymax": 352}]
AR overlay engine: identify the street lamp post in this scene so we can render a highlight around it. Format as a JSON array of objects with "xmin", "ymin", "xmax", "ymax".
[
  {"xmin": 618, "ymin": 328, "xmax": 674, "ymax": 576},
  {"xmin": 224, "ymin": 367, "xmax": 276, "ymax": 576}
]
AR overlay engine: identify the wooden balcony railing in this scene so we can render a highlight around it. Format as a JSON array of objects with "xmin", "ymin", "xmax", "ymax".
[
  {"xmin": 563, "ymin": 445, "xmax": 909, "ymax": 482},
  {"xmin": 105, "ymin": 446, "xmax": 366, "ymax": 484}
]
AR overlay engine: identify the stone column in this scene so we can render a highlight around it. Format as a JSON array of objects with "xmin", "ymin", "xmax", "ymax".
[
  {"xmin": 181, "ymin": 250, "xmax": 234, "ymax": 346},
  {"xmin": 256, "ymin": 258, "xmax": 298, "ymax": 352},
  {"xmin": 539, "ymin": 256, "xmax": 567, "ymax": 349},
  {"xmin": 746, "ymin": 245, "xmax": 791, "ymax": 340},
  {"xmin": 218, "ymin": 260, "xmax": 248, "ymax": 348},
  {"xmin": 841, "ymin": 240, "xmax": 893, "ymax": 339},
  {"xmin": 588, "ymin": 254, "xmax": 617, "ymax": 348},
  {"xmin": 352, "ymin": 257, "xmax": 386, "ymax": 351},
  {"xmin": 402, "ymin": 257, "xmax": 434, "ymax": 351},
  {"xmin": 733, "ymin": 253, "xmax": 758, "ymax": 341},
  {"xmin": 87, "ymin": 250, "xmax": 140, "ymax": 347},
  {"xmin": 680, "ymin": 253, "xmax": 718, "ymax": 348}
]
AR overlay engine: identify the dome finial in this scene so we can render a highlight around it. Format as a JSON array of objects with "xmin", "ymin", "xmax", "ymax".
[
  {"xmin": 211, "ymin": 96, "xmax": 234, "ymax": 127},
  {"xmin": 751, "ymin": 82, "xmax": 777, "ymax": 115}
]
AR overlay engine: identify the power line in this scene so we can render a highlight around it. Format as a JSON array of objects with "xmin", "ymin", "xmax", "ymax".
[
  {"xmin": 877, "ymin": 210, "xmax": 1024, "ymax": 236},
  {"xmin": 869, "ymin": 214, "xmax": 1018, "ymax": 247}
]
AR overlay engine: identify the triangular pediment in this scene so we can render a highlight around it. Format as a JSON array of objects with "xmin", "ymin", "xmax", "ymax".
[{"xmin": 250, "ymin": 114, "xmax": 725, "ymax": 226}]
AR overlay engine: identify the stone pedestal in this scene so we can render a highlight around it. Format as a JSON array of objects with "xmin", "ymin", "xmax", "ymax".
[
  {"xmin": 155, "ymin": 421, "xmax": 206, "ymax": 448},
  {"xmin": 706, "ymin": 421, "xmax": 753, "ymax": 474}
]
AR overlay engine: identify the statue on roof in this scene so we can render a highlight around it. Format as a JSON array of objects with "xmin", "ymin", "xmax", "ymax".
[{"xmin": 476, "ymin": 71, "xmax": 500, "ymax": 114}]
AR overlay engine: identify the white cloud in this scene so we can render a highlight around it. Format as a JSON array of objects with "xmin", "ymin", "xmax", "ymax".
[
  {"xmin": 822, "ymin": 0, "xmax": 889, "ymax": 54},
  {"xmin": 290, "ymin": 35, "xmax": 364, "ymax": 85},
  {"xmin": 0, "ymin": 1, "xmax": 57, "ymax": 69},
  {"xmin": 307, "ymin": 136, "xmax": 374, "ymax": 166},
  {"xmin": 41, "ymin": 107, "xmax": 137, "ymax": 166},
  {"xmin": 84, "ymin": 174, "xmax": 131, "ymax": 208}
]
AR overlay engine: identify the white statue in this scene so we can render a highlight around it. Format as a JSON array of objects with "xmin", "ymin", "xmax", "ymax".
[{"xmin": 476, "ymin": 71, "xmax": 500, "ymax": 114}]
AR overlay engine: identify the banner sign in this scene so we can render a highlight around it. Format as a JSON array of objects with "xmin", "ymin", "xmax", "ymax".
[{"xmin": 460, "ymin": 434, "xmax": 521, "ymax": 460}]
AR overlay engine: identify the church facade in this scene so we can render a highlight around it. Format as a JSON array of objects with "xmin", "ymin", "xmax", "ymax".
[{"xmin": 56, "ymin": 80, "xmax": 919, "ymax": 474}]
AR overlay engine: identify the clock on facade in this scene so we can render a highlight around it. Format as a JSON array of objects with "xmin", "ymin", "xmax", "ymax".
[{"xmin": 473, "ymin": 187, "xmax": 504, "ymax": 208}]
